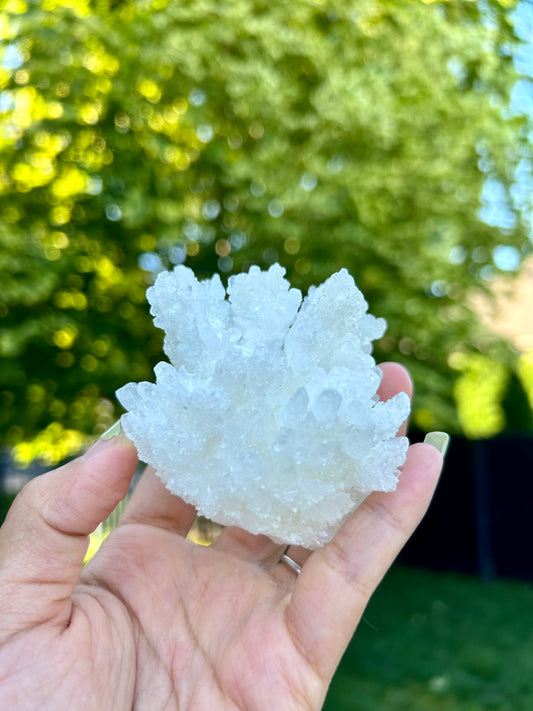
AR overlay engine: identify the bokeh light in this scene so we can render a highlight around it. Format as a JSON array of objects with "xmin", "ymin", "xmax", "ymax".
[{"xmin": 0, "ymin": 0, "xmax": 531, "ymax": 465}]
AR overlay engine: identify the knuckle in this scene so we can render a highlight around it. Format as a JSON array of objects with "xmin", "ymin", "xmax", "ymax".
[{"xmin": 15, "ymin": 476, "xmax": 49, "ymax": 514}]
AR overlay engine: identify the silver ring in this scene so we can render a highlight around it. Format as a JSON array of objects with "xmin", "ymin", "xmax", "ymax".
[{"xmin": 279, "ymin": 546, "xmax": 302, "ymax": 575}]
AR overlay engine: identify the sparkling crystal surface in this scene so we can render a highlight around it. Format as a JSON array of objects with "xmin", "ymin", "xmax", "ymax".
[{"xmin": 116, "ymin": 264, "xmax": 410, "ymax": 549}]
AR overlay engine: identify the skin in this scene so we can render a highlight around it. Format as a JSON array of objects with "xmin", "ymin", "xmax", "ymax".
[{"xmin": 0, "ymin": 363, "xmax": 443, "ymax": 710}]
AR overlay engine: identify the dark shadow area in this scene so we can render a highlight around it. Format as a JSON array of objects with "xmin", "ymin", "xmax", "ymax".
[{"xmin": 401, "ymin": 431, "xmax": 533, "ymax": 581}]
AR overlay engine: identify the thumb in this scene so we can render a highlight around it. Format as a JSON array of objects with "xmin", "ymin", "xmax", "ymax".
[{"xmin": 0, "ymin": 427, "xmax": 137, "ymax": 634}]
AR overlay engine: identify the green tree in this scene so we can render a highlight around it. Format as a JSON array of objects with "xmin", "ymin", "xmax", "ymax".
[{"xmin": 0, "ymin": 0, "xmax": 531, "ymax": 463}]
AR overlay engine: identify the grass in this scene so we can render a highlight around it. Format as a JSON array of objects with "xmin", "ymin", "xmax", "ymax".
[{"xmin": 324, "ymin": 566, "xmax": 533, "ymax": 711}]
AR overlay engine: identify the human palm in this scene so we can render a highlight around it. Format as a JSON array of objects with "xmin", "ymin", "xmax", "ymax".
[{"xmin": 0, "ymin": 364, "xmax": 443, "ymax": 710}]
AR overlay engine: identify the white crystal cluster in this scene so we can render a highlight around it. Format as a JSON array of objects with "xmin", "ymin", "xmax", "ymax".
[{"xmin": 117, "ymin": 264, "xmax": 410, "ymax": 549}]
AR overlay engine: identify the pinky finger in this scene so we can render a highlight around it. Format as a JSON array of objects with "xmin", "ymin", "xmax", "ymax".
[{"xmin": 285, "ymin": 441, "xmax": 444, "ymax": 682}]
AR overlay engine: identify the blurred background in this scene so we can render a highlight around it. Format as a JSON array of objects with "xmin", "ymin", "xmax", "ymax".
[{"xmin": 0, "ymin": 0, "xmax": 532, "ymax": 708}]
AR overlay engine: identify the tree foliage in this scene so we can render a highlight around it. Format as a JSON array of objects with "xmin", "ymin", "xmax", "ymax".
[{"xmin": 0, "ymin": 0, "xmax": 531, "ymax": 462}]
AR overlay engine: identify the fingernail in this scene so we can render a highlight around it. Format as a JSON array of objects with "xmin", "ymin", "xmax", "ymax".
[
  {"xmin": 83, "ymin": 420, "xmax": 123, "ymax": 460},
  {"xmin": 101, "ymin": 420, "xmax": 122, "ymax": 440},
  {"xmin": 424, "ymin": 431, "xmax": 450, "ymax": 458}
]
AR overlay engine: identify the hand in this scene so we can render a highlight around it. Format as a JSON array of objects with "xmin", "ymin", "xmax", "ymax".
[{"xmin": 0, "ymin": 363, "xmax": 443, "ymax": 711}]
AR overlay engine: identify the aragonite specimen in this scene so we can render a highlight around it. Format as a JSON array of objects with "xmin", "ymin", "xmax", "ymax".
[{"xmin": 117, "ymin": 264, "xmax": 410, "ymax": 549}]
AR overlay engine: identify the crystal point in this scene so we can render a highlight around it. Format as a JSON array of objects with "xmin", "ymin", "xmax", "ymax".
[{"xmin": 116, "ymin": 264, "xmax": 410, "ymax": 549}]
